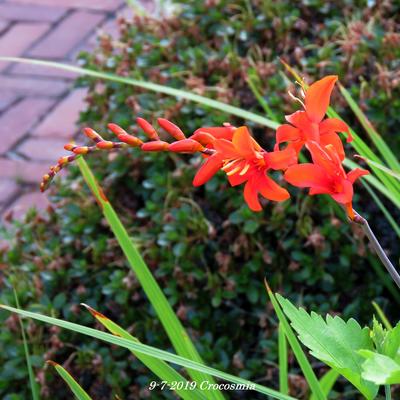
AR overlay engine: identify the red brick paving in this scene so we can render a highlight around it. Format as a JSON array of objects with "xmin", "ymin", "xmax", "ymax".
[
  {"xmin": 0, "ymin": 22, "xmax": 50, "ymax": 71},
  {"xmin": 18, "ymin": 137, "xmax": 70, "ymax": 161},
  {"xmin": 32, "ymin": 88, "xmax": 87, "ymax": 138},
  {"xmin": 0, "ymin": 98, "xmax": 55, "ymax": 154},
  {"xmin": 0, "ymin": 158, "xmax": 52, "ymax": 184},
  {"xmin": 0, "ymin": 0, "xmax": 142, "ymax": 220},
  {"xmin": 27, "ymin": 11, "xmax": 105, "ymax": 59},
  {"xmin": 0, "ymin": 91, "xmax": 19, "ymax": 112},
  {"xmin": 0, "ymin": 180, "xmax": 19, "ymax": 205},
  {"xmin": 0, "ymin": 75, "xmax": 69, "ymax": 96},
  {"xmin": 10, "ymin": 0, "xmax": 124, "ymax": 12},
  {"xmin": 0, "ymin": 3, "xmax": 67, "ymax": 22}
]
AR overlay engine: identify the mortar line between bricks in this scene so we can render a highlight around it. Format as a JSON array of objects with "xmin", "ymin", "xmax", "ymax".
[
  {"xmin": 5, "ymin": 92, "xmax": 75, "ymax": 156},
  {"xmin": 1, "ymin": 9, "xmax": 74, "ymax": 75},
  {"xmin": 0, "ymin": 95, "xmax": 22, "ymax": 117},
  {"xmin": 62, "ymin": 13, "xmax": 108, "ymax": 61}
]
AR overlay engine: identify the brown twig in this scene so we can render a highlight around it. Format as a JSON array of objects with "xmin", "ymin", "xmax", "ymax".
[{"xmin": 352, "ymin": 210, "xmax": 400, "ymax": 289}]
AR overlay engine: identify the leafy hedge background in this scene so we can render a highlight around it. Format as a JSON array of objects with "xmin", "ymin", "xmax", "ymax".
[{"xmin": 1, "ymin": 1, "xmax": 399, "ymax": 399}]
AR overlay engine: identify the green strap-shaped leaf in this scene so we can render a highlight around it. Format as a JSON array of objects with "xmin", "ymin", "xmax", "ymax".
[
  {"xmin": 47, "ymin": 361, "xmax": 92, "ymax": 400},
  {"xmin": 278, "ymin": 323, "xmax": 289, "ymax": 395},
  {"xmin": 310, "ymin": 369, "xmax": 339, "ymax": 400},
  {"xmin": 75, "ymin": 158, "xmax": 222, "ymax": 400},
  {"xmin": 277, "ymin": 295, "xmax": 379, "ymax": 400},
  {"xmin": 81, "ymin": 304, "xmax": 206, "ymax": 400},
  {"xmin": 13, "ymin": 289, "xmax": 40, "ymax": 400},
  {"xmin": 0, "ymin": 304, "xmax": 296, "ymax": 400}
]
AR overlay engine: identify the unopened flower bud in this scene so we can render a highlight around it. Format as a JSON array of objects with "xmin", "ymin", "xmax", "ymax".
[
  {"xmin": 84, "ymin": 127, "xmax": 103, "ymax": 143},
  {"xmin": 96, "ymin": 141, "xmax": 115, "ymax": 150},
  {"xmin": 190, "ymin": 131, "xmax": 216, "ymax": 145},
  {"xmin": 107, "ymin": 123, "xmax": 126, "ymax": 136},
  {"xmin": 141, "ymin": 141, "xmax": 169, "ymax": 151},
  {"xmin": 157, "ymin": 118, "xmax": 186, "ymax": 141},
  {"xmin": 73, "ymin": 146, "xmax": 90, "ymax": 155},
  {"xmin": 136, "ymin": 117, "xmax": 160, "ymax": 140},
  {"xmin": 117, "ymin": 134, "xmax": 143, "ymax": 147},
  {"xmin": 168, "ymin": 139, "xmax": 205, "ymax": 153},
  {"xmin": 64, "ymin": 143, "xmax": 76, "ymax": 151}
]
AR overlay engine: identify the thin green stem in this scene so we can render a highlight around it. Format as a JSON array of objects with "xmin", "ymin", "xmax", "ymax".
[
  {"xmin": 353, "ymin": 211, "xmax": 400, "ymax": 290},
  {"xmin": 385, "ymin": 384, "xmax": 391, "ymax": 400}
]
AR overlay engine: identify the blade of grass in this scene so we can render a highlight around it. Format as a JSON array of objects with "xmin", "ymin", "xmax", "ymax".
[
  {"xmin": 47, "ymin": 361, "xmax": 92, "ymax": 400},
  {"xmin": 13, "ymin": 288, "xmax": 40, "ymax": 400},
  {"xmin": 264, "ymin": 281, "xmax": 326, "ymax": 400},
  {"xmin": 371, "ymin": 301, "xmax": 392, "ymax": 330},
  {"xmin": 76, "ymin": 157, "xmax": 222, "ymax": 399},
  {"xmin": 246, "ymin": 72, "xmax": 278, "ymax": 121},
  {"xmin": 339, "ymin": 83, "xmax": 400, "ymax": 173},
  {"xmin": 310, "ymin": 369, "xmax": 339, "ymax": 400},
  {"xmin": 360, "ymin": 158, "xmax": 400, "ymax": 181},
  {"xmin": 278, "ymin": 323, "xmax": 289, "ymax": 395},
  {"xmin": 0, "ymin": 57, "xmax": 279, "ymax": 130},
  {"xmin": 0, "ymin": 305, "xmax": 297, "ymax": 400},
  {"xmin": 343, "ymin": 158, "xmax": 400, "ymax": 209},
  {"xmin": 81, "ymin": 304, "xmax": 206, "ymax": 400},
  {"xmin": 327, "ymin": 107, "xmax": 400, "ymax": 198}
]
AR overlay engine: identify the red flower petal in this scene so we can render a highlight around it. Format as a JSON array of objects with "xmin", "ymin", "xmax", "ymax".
[
  {"xmin": 228, "ymin": 171, "xmax": 250, "ymax": 187},
  {"xmin": 319, "ymin": 117, "xmax": 349, "ymax": 136},
  {"xmin": 285, "ymin": 110, "xmax": 311, "ymax": 131},
  {"xmin": 213, "ymin": 139, "xmax": 238, "ymax": 158},
  {"xmin": 305, "ymin": 75, "xmax": 338, "ymax": 123},
  {"xmin": 243, "ymin": 180, "xmax": 262, "ymax": 211},
  {"xmin": 347, "ymin": 168, "xmax": 369, "ymax": 184},
  {"xmin": 257, "ymin": 174, "xmax": 290, "ymax": 202},
  {"xmin": 319, "ymin": 132, "xmax": 345, "ymax": 161},
  {"xmin": 190, "ymin": 131, "xmax": 216, "ymax": 145},
  {"xmin": 192, "ymin": 126, "xmax": 235, "ymax": 141},
  {"xmin": 330, "ymin": 180, "xmax": 354, "ymax": 204},
  {"xmin": 275, "ymin": 124, "xmax": 301, "ymax": 149},
  {"xmin": 193, "ymin": 154, "xmax": 223, "ymax": 186},
  {"xmin": 265, "ymin": 146, "xmax": 297, "ymax": 170},
  {"xmin": 232, "ymin": 126, "xmax": 259, "ymax": 158},
  {"xmin": 284, "ymin": 164, "xmax": 330, "ymax": 188}
]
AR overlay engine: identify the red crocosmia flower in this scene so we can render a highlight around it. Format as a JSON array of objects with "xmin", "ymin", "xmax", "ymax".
[
  {"xmin": 275, "ymin": 75, "xmax": 352, "ymax": 160},
  {"xmin": 190, "ymin": 125, "xmax": 236, "ymax": 145},
  {"xmin": 284, "ymin": 141, "xmax": 369, "ymax": 218},
  {"xmin": 193, "ymin": 126, "xmax": 297, "ymax": 211}
]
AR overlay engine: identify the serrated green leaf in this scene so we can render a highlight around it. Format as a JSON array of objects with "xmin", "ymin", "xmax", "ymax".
[
  {"xmin": 359, "ymin": 351, "xmax": 400, "ymax": 385},
  {"xmin": 277, "ymin": 294, "xmax": 379, "ymax": 400}
]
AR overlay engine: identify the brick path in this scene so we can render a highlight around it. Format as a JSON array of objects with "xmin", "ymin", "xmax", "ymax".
[{"xmin": 0, "ymin": 0, "xmax": 153, "ymax": 220}]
